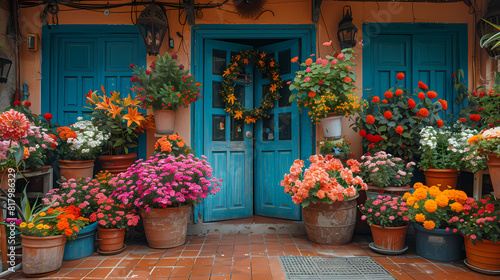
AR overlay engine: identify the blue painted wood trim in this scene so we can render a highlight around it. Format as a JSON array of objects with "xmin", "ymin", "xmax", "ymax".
[{"xmin": 191, "ymin": 24, "xmax": 316, "ymax": 223}]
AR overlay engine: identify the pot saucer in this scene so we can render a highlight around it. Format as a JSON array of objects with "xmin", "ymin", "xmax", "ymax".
[
  {"xmin": 25, "ymin": 268, "xmax": 60, "ymax": 278},
  {"xmin": 368, "ymin": 242, "xmax": 408, "ymax": 255},
  {"xmin": 97, "ymin": 244, "xmax": 127, "ymax": 255},
  {"xmin": 464, "ymin": 259, "xmax": 500, "ymax": 275}
]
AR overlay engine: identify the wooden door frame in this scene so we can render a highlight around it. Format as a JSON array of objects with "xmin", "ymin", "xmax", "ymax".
[{"xmin": 191, "ymin": 24, "xmax": 316, "ymax": 223}]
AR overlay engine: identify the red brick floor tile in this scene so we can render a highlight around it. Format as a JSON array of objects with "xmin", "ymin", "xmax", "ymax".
[
  {"xmin": 107, "ymin": 267, "xmax": 134, "ymax": 278},
  {"xmin": 234, "ymin": 234, "xmax": 250, "ymax": 239},
  {"xmin": 64, "ymin": 268, "xmax": 93, "ymax": 278},
  {"xmin": 406, "ymin": 272, "xmax": 434, "ymax": 280},
  {"xmin": 251, "ymin": 264, "xmax": 271, "ymax": 274},
  {"xmin": 265, "ymin": 244, "xmax": 282, "ymax": 251},
  {"xmin": 250, "ymin": 244, "xmax": 266, "ymax": 251},
  {"xmin": 199, "ymin": 250, "xmax": 218, "ymax": 257},
  {"xmin": 380, "ymin": 264, "xmax": 417, "ymax": 280},
  {"xmin": 61, "ymin": 259, "xmax": 84, "ymax": 268},
  {"xmin": 219, "ymin": 240, "xmax": 235, "ymax": 246},
  {"xmin": 205, "ymin": 240, "xmax": 220, "ymax": 245},
  {"xmin": 170, "ymin": 266, "xmax": 194, "ymax": 278},
  {"xmin": 210, "ymin": 275, "xmax": 231, "ymax": 280},
  {"xmin": 136, "ymin": 258, "xmax": 159, "ymax": 268},
  {"xmin": 233, "ymin": 257, "xmax": 251, "ymax": 266},
  {"xmin": 250, "ymin": 273, "xmax": 273, "ymax": 280},
  {"xmin": 186, "ymin": 244, "xmax": 203, "ymax": 251},
  {"xmin": 169, "ymin": 277, "xmax": 189, "ymax": 280},
  {"xmin": 97, "ymin": 258, "xmax": 122, "ymax": 268},
  {"xmin": 128, "ymin": 267, "xmax": 153, "ymax": 278},
  {"xmin": 235, "ymin": 239, "xmax": 250, "ymax": 245},
  {"xmin": 163, "ymin": 250, "xmax": 182, "ymax": 258},
  {"xmin": 230, "ymin": 274, "xmax": 252, "ymax": 280},
  {"xmin": 189, "ymin": 240, "xmax": 205, "ymax": 245},
  {"xmin": 195, "ymin": 257, "xmax": 215, "ymax": 266},
  {"xmin": 233, "ymin": 251, "xmax": 251, "ymax": 258},
  {"xmin": 211, "ymin": 265, "xmax": 232, "ymax": 275},
  {"xmin": 214, "ymin": 256, "xmax": 233, "ymax": 266},
  {"xmin": 190, "ymin": 276, "xmax": 211, "ymax": 280},
  {"xmin": 234, "ymin": 245, "xmax": 250, "ymax": 251},
  {"xmin": 84, "ymin": 267, "xmax": 113, "ymax": 278},
  {"xmin": 150, "ymin": 267, "xmax": 173, "ymax": 277},
  {"xmin": 77, "ymin": 259, "xmax": 103, "ymax": 268},
  {"xmin": 218, "ymin": 245, "xmax": 234, "ymax": 252},
  {"xmin": 299, "ymin": 250, "xmax": 318, "ymax": 256},
  {"xmin": 181, "ymin": 250, "xmax": 200, "ymax": 257},
  {"xmin": 176, "ymin": 258, "xmax": 196, "ymax": 266},
  {"xmin": 190, "ymin": 266, "xmax": 213, "ymax": 276},
  {"xmin": 191, "ymin": 235, "xmax": 206, "ymax": 240},
  {"xmin": 266, "ymin": 251, "xmax": 284, "ymax": 256},
  {"xmin": 116, "ymin": 258, "xmax": 141, "ymax": 267},
  {"xmin": 157, "ymin": 258, "xmax": 178, "ymax": 266},
  {"xmin": 251, "ymin": 256, "xmax": 269, "ymax": 265},
  {"xmin": 202, "ymin": 245, "xmax": 219, "ymax": 251},
  {"xmin": 250, "ymin": 250, "xmax": 268, "ymax": 256},
  {"xmin": 144, "ymin": 252, "xmax": 165, "ymax": 259},
  {"xmin": 217, "ymin": 251, "xmax": 233, "ymax": 258},
  {"xmin": 232, "ymin": 265, "xmax": 251, "ymax": 274},
  {"xmin": 206, "ymin": 234, "xmax": 221, "ymax": 239}
]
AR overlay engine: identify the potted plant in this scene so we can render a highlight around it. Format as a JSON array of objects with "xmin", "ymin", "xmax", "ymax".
[
  {"xmin": 90, "ymin": 195, "xmax": 140, "ymax": 254},
  {"xmin": 43, "ymin": 170, "xmax": 115, "ymax": 260},
  {"xmin": 359, "ymin": 151, "xmax": 415, "ymax": 198},
  {"xmin": 359, "ymin": 195, "xmax": 410, "ymax": 253},
  {"xmin": 56, "ymin": 117, "xmax": 110, "ymax": 180},
  {"xmin": 22, "ymin": 124, "xmax": 58, "ymax": 172},
  {"xmin": 111, "ymin": 153, "xmax": 221, "ymax": 248},
  {"xmin": 352, "ymin": 73, "xmax": 444, "ymax": 161},
  {"xmin": 289, "ymin": 43, "xmax": 364, "ymax": 138},
  {"xmin": 403, "ymin": 183, "xmax": 468, "ymax": 261},
  {"xmin": 281, "ymin": 155, "xmax": 367, "ymax": 245},
  {"xmin": 154, "ymin": 133, "xmax": 191, "ymax": 158},
  {"xmin": 85, "ymin": 87, "xmax": 153, "ymax": 174},
  {"xmin": 318, "ymin": 137, "xmax": 355, "ymax": 160},
  {"xmin": 448, "ymin": 195, "xmax": 500, "ymax": 273},
  {"xmin": 131, "ymin": 53, "xmax": 202, "ymax": 134},
  {"xmin": 469, "ymin": 127, "xmax": 500, "ymax": 197}
]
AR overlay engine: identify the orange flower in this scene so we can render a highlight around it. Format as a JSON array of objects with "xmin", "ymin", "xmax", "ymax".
[
  {"xmin": 469, "ymin": 114, "xmax": 481, "ymax": 122},
  {"xmin": 305, "ymin": 58, "xmax": 313, "ymax": 66},
  {"xmin": 57, "ymin": 221, "xmax": 69, "ymax": 231},
  {"xmin": 459, "ymin": 117, "xmax": 466, "ymax": 123},
  {"xmin": 396, "ymin": 126, "xmax": 404, "ymax": 134},
  {"xmin": 291, "ymin": 57, "xmax": 299, "ymax": 63},
  {"xmin": 407, "ymin": 98, "xmax": 416, "ymax": 109},
  {"xmin": 64, "ymin": 228, "xmax": 73, "ymax": 236},
  {"xmin": 396, "ymin": 73, "xmax": 405, "ymax": 80},
  {"xmin": 436, "ymin": 119, "xmax": 444, "ymax": 128},
  {"xmin": 168, "ymin": 134, "xmax": 178, "ymax": 141},
  {"xmin": 308, "ymin": 91, "xmax": 316, "ymax": 98},
  {"xmin": 344, "ymin": 77, "xmax": 352, "ymax": 83},
  {"xmin": 418, "ymin": 108, "xmax": 429, "ymax": 117},
  {"xmin": 72, "ymin": 226, "xmax": 79, "ymax": 233},
  {"xmin": 384, "ymin": 111, "xmax": 392, "ymax": 119},
  {"xmin": 0, "ymin": 109, "xmax": 31, "ymax": 141},
  {"xmin": 384, "ymin": 91, "xmax": 393, "ymax": 99},
  {"xmin": 427, "ymin": 91, "xmax": 438, "ymax": 99},
  {"xmin": 418, "ymin": 92, "xmax": 425, "ymax": 99},
  {"xmin": 418, "ymin": 81, "xmax": 428, "ymax": 91},
  {"xmin": 366, "ymin": 115, "xmax": 375, "ymax": 124},
  {"xmin": 438, "ymin": 99, "xmax": 448, "ymax": 110},
  {"xmin": 395, "ymin": 89, "xmax": 403, "ymax": 96},
  {"xmin": 382, "ymin": 99, "xmax": 388, "ymax": 103},
  {"xmin": 372, "ymin": 96, "xmax": 380, "ymax": 103}
]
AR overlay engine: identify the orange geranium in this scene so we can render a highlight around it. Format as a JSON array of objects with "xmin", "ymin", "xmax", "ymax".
[
  {"xmin": 384, "ymin": 111, "xmax": 392, "ymax": 119},
  {"xmin": 305, "ymin": 58, "xmax": 313, "ymax": 66},
  {"xmin": 395, "ymin": 89, "xmax": 403, "ymax": 96},
  {"xmin": 366, "ymin": 115, "xmax": 375, "ymax": 124},
  {"xmin": 396, "ymin": 126, "xmax": 404, "ymax": 134},
  {"xmin": 427, "ymin": 91, "xmax": 438, "ymax": 99},
  {"xmin": 396, "ymin": 73, "xmax": 405, "ymax": 80},
  {"xmin": 469, "ymin": 114, "xmax": 481, "ymax": 122},
  {"xmin": 407, "ymin": 98, "xmax": 416, "ymax": 109},
  {"xmin": 418, "ymin": 108, "xmax": 429, "ymax": 117},
  {"xmin": 372, "ymin": 96, "xmax": 380, "ymax": 103},
  {"xmin": 437, "ymin": 99, "xmax": 448, "ymax": 110},
  {"xmin": 384, "ymin": 91, "xmax": 393, "ymax": 99},
  {"xmin": 418, "ymin": 92, "xmax": 425, "ymax": 99},
  {"xmin": 436, "ymin": 119, "xmax": 444, "ymax": 128}
]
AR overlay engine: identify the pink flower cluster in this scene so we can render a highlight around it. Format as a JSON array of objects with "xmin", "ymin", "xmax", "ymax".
[
  {"xmin": 89, "ymin": 194, "xmax": 140, "ymax": 229},
  {"xmin": 359, "ymin": 195, "xmax": 410, "ymax": 227},
  {"xmin": 111, "ymin": 154, "xmax": 221, "ymax": 212}
]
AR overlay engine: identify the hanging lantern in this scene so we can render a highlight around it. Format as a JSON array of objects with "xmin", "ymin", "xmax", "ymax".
[
  {"xmin": 0, "ymin": 50, "xmax": 13, "ymax": 83},
  {"xmin": 137, "ymin": 3, "xmax": 169, "ymax": 56},
  {"xmin": 337, "ymin": 6, "xmax": 358, "ymax": 50}
]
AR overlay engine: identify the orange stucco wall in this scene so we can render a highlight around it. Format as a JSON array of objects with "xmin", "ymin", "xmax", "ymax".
[{"xmin": 17, "ymin": 0, "xmax": 489, "ymax": 158}]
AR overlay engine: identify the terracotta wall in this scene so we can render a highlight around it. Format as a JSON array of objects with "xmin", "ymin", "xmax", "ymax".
[{"xmin": 18, "ymin": 0, "xmax": 486, "ymax": 158}]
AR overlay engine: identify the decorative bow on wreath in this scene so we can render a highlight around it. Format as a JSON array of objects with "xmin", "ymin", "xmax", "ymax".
[{"xmin": 220, "ymin": 50, "xmax": 283, "ymax": 124}]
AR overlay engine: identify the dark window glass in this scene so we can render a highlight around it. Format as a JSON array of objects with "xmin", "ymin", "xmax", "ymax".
[
  {"xmin": 234, "ymin": 84, "xmax": 245, "ymax": 107},
  {"xmin": 212, "ymin": 81, "xmax": 224, "ymax": 108},
  {"xmin": 213, "ymin": 50, "xmax": 226, "ymax": 76},
  {"xmin": 212, "ymin": 115, "xmax": 226, "ymax": 141},
  {"xmin": 279, "ymin": 81, "xmax": 292, "ymax": 107},
  {"xmin": 230, "ymin": 117, "xmax": 244, "ymax": 141},
  {"xmin": 279, "ymin": 113, "xmax": 291, "ymax": 140},
  {"xmin": 279, "ymin": 49, "xmax": 291, "ymax": 75},
  {"xmin": 262, "ymin": 115, "xmax": 275, "ymax": 141}
]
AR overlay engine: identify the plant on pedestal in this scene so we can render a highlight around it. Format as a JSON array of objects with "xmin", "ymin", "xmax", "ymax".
[{"xmin": 468, "ymin": 127, "xmax": 500, "ymax": 197}]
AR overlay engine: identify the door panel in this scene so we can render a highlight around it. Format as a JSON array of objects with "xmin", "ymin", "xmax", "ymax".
[
  {"xmin": 254, "ymin": 40, "xmax": 301, "ymax": 220},
  {"xmin": 203, "ymin": 40, "xmax": 254, "ymax": 222}
]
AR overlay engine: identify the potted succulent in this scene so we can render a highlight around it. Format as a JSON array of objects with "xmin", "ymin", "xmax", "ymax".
[
  {"xmin": 403, "ymin": 183, "xmax": 468, "ymax": 261},
  {"xmin": 131, "ymin": 53, "xmax": 202, "ymax": 134},
  {"xmin": 281, "ymin": 155, "xmax": 367, "ymax": 245},
  {"xmin": 85, "ymin": 87, "xmax": 153, "ymax": 174},
  {"xmin": 111, "ymin": 153, "xmax": 221, "ymax": 248},
  {"xmin": 469, "ymin": 127, "xmax": 500, "ymax": 197},
  {"xmin": 90, "ymin": 195, "xmax": 140, "ymax": 254},
  {"xmin": 289, "ymin": 43, "xmax": 364, "ymax": 138},
  {"xmin": 448, "ymin": 195, "xmax": 500, "ymax": 273},
  {"xmin": 359, "ymin": 195, "xmax": 410, "ymax": 253}
]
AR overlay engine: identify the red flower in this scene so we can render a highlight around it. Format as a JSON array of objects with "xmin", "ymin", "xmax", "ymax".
[
  {"xmin": 407, "ymin": 98, "xmax": 416, "ymax": 109},
  {"xmin": 427, "ymin": 91, "xmax": 438, "ymax": 99},
  {"xmin": 418, "ymin": 108, "xmax": 429, "ymax": 117},
  {"xmin": 145, "ymin": 70, "xmax": 151, "ymax": 75},
  {"xmin": 171, "ymin": 53, "xmax": 178, "ymax": 59},
  {"xmin": 43, "ymin": 113, "xmax": 53, "ymax": 122},
  {"xmin": 13, "ymin": 101, "xmax": 21, "ymax": 106},
  {"xmin": 485, "ymin": 203, "xmax": 495, "ymax": 212},
  {"xmin": 452, "ymin": 73, "xmax": 456, "ymax": 77},
  {"xmin": 384, "ymin": 91, "xmax": 393, "ymax": 99},
  {"xmin": 436, "ymin": 119, "xmax": 444, "ymax": 128},
  {"xmin": 396, "ymin": 126, "xmax": 404, "ymax": 134},
  {"xmin": 344, "ymin": 77, "xmax": 352, "ymax": 83},
  {"xmin": 130, "ymin": 75, "xmax": 139, "ymax": 82},
  {"xmin": 438, "ymin": 99, "xmax": 448, "ymax": 110},
  {"xmin": 418, "ymin": 81, "xmax": 428, "ymax": 91},
  {"xmin": 372, "ymin": 96, "xmax": 380, "ymax": 103},
  {"xmin": 366, "ymin": 134, "xmax": 374, "ymax": 142},
  {"xmin": 366, "ymin": 115, "xmax": 375, "ymax": 124},
  {"xmin": 382, "ymin": 99, "xmax": 388, "ymax": 103},
  {"xmin": 469, "ymin": 114, "xmax": 481, "ymax": 122},
  {"xmin": 396, "ymin": 73, "xmax": 405, "ymax": 80},
  {"xmin": 22, "ymin": 100, "xmax": 31, "ymax": 107},
  {"xmin": 418, "ymin": 92, "xmax": 425, "ymax": 99},
  {"xmin": 308, "ymin": 91, "xmax": 316, "ymax": 98},
  {"xmin": 395, "ymin": 89, "xmax": 403, "ymax": 96},
  {"xmin": 359, "ymin": 129, "xmax": 367, "ymax": 137},
  {"xmin": 129, "ymin": 63, "xmax": 135, "ymax": 69},
  {"xmin": 384, "ymin": 111, "xmax": 392, "ymax": 119},
  {"xmin": 373, "ymin": 135, "xmax": 383, "ymax": 143},
  {"xmin": 305, "ymin": 58, "xmax": 313, "ymax": 66},
  {"xmin": 459, "ymin": 117, "xmax": 466, "ymax": 123}
]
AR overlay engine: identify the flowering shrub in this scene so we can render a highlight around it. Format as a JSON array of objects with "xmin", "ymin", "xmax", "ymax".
[
  {"xmin": 43, "ymin": 171, "xmax": 115, "ymax": 217},
  {"xmin": 352, "ymin": 74, "xmax": 444, "ymax": 160},
  {"xmin": 112, "ymin": 154, "xmax": 221, "ymax": 212},
  {"xmin": 448, "ymin": 195, "xmax": 500, "ymax": 244},
  {"xmin": 469, "ymin": 127, "xmax": 500, "ymax": 157},
  {"xmin": 289, "ymin": 45, "xmax": 365, "ymax": 122},
  {"xmin": 359, "ymin": 195, "xmax": 410, "ymax": 227},
  {"xmin": 359, "ymin": 151, "xmax": 415, "ymax": 188},
  {"xmin": 22, "ymin": 125, "xmax": 58, "ymax": 170},
  {"xmin": 56, "ymin": 117, "xmax": 110, "ymax": 160},
  {"xmin": 154, "ymin": 134, "xmax": 191, "ymax": 158},
  {"xmin": 89, "ymin": 194, "xmax": 140, "ymax": 229},
  {"xmin": 318, "ymin": 137, "xmax": 354, "ymax": 160},
  {"xmin": 403, "ymin": 183, "xmax": 468, "ymax": 230},
  {"xmin": 131, "ymin": 53, "xmax": 202, "ymax": 111},
  {"xmin": 0, "ymin": 110, "xmax": 31, "ymax": 171},
  {"xmin": 281, "ymin": 155, "xmax": 367, "ymax": 207}
]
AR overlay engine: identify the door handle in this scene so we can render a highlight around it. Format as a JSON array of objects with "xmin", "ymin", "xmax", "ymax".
[{"xmin": 246, "ymin": 131, "xmax": 253, "ymax": 138}]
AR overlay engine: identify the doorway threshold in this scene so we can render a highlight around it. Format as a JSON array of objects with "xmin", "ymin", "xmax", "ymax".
[{"xmin": 187, "ymin": 215, "xmax": 306, "ymax": 235}]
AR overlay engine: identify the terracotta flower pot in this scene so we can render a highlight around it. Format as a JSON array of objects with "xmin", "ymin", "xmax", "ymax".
[
  {"xmin": 154, "ymin": 109, "xmax": 175, "ymax": 134},
  {"xmin": 464, "ymin": 236, "xmax": 500, "ymax": 272},
  {"xmin": 370, "ymin": 224, "xmax": 409, "ymax": 251},
  {"xmin": 0, "ymin": 169, "xmax": 14, "ymax": 191},
  {"xmin": 140, "ymin": 205, "xmax": 189, "ymax": 248},
  {"xmin": 302, "ymin": 195, "xmax": 358, "ymax": 245},
  {"xmin": 486, "ymin": 153, "xmax": 500, "ymax": 198},
  {"xmin": 21, "ymin": 234, "xmax": 66, "ymax": 276},
  {"xmin": 58, "ymin": 159, "xmax": 94, "ymax": 180},
  {"xmin": 98, "ymin": 153, "xmax": 138, "ymax": 175},
  {"xmin": 97, "ymin": 227, "xmax": 125, "ymax": 252},
  {"xmin": 424, "ymin": 169, "xmax": 459, "ymax": 191}
]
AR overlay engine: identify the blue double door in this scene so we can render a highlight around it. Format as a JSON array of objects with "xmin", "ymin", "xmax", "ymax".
[{"xmin": 202, "ymin": 39, "xmax": 302, "ymax": 222}]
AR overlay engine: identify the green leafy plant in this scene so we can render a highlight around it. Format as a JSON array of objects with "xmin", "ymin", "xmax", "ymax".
[
  {"xmin": 480, "ymin": 19, "xmax": 500, "ymax": 53},
  {"xmin": 359, "ymin": 151, "xmax": 415, "ymax": 188}
]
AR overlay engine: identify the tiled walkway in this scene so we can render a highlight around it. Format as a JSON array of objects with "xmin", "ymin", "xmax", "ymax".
[{"xmin": 7, "ymin": 234, "xmax": 498, "ymax": 280}]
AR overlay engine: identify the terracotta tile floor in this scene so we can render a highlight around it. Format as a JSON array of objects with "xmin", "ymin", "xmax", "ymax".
[{"xmin": 6, "ymin": 234, "xmax": 499, "ymax": 280}]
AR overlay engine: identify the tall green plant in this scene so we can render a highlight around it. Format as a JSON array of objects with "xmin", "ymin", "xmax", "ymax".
[{"xmin": 480, "ymin": 19, "xmax": 500, "ymax": 52}]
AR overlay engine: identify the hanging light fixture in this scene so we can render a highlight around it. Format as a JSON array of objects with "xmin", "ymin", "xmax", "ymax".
[
  {"xmin": 137, "ymin": 3, "xmax": 169, "ymax": 56},
  {"xmin": 337, "ymin": 6, "xmax": 358, "ymax": 50},
  {"xmin": 0, "ymin": 50, "xmax": 13, "ymax": 83}
]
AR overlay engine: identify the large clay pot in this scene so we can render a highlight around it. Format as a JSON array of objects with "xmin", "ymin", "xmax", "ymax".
[
  {"xmin": 98, "ymin": 153, "xmax": 138, "ymax": 175},
  {"xmin": 302, "ymin": 195, "xmax": 358, "ymax": 245},
  {"xmin": 58, "ymin": 159, "xmax": 94, "ymax": 180},
  {"xmin": 463, "ymin": 236, "xmax": 500, "ymax": 272},
  {"xmin": 140, "ymin": 205, "xmax": 189, "ymax": 248},
  {"xmin": 320, "ymin": 115, "xmax": 342, "ymax": 138},
  {"xmin": 154, "ymin": 109, "xmax": 175, "ymax": 134},
  {"xmin": 486, "ymin": 153, "xmax": 500, "ymax": 198},
  {"xmin": 0, "ymin": 168, "xmax": 15, "ymax": 191},
  {"xmin": 413, "ymin": 223, "xmax": 464, "ymax": 262},
  {"xmin": 97, "ymin": 227, "xmax": 126, "ymax": 252},
  {"xmin": 370, "ymin": 224, "xmax": 409, "ymax": 251},
  {"xmin": 21, "ymin": 234, "xmax": 66, "ymax": 276},
  {"xmin": 424, "ymin": 168, "xmax": 459, "ymax": 191}
]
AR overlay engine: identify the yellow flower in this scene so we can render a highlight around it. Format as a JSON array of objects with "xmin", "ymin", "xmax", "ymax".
[
  {"xmin": 450, "ymin": 202, "xmax": 464, "ymax": 213},
  {"xmin": 227, "ymin": 94, "xmax": 236, "ymax": 105},
  {"xmin": 406, "ymin": 196, "xmax": 417, "ymax": 206},
  {"xmin": 39, "ymin": 212, "xmax": 46, "ymax": 217},
  {"xmin": 27, "ymin": 223, "xmax": 35, "ymax": 229},
  {"xmin": 435, "ymin": 194, "xmax": 449, "ymax": 207},
  {"xmin": 402, "ymin": 192, "xmax": 412, "ymax": 200},
  {"xmin": 415, "ymin": 213, "xmax": 426, "ymax": 223},
  {"xmin": 414, "ymin": 204, "xmax": 419, "ymax": 209},
  {"xmin": 424, "ymin": 200, "xmax": 438, "ymax": 213},
  {"xmin": 245, "ymin": 116, "xmax": 256, "ymax": 124},
  {"xmin": 413, "ymin": 188, "xmax": 428, "ymax": 201},
  {"xmin": 423, "ymin": 220, "xmax": 436, "ymax": 230},
  {"xmin": 234, "ymin": 111, "xmax": 243, "ymax": 119},
  {"xmin": 36, "ymin": 224, "xmax": 44, "ymax": 230},
  {"xmin": 43, "ymin": 225, "xmax": 50, "ymax": 230},
  {"xmin": 428, "ymin": 186, "xmax": 441, "ymax": 198},
  {"xmin": 19, "ymin": 222, "xmax": 27, "ymax": 228},
  {"xmin": 413, "ymin": 182, "xmax": 425, "ymax": 189},
  {"xmin": 270, "ymin": 84, "xmax": 277, "ymax": 93}
]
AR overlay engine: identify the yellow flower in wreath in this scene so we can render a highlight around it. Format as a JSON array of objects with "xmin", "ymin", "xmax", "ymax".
[
  {"xmin": 223, "ymin": 68, "xmax": 231, "ymax": 77},
  {"xmin": 270, "ymin": 84, "xmax": 277, "ymax": 92},
  {"xmin": 234, "ymin": 111, "xmax": 243, "ymax": 119},
  {"xmin": 227, "ymin": 94, "xmax": 236, "ymax": 105},
  {"xmin": 245, "ymin": 116, "xmax": 256, "ymax": 124},
  {"xmin": 243, "ymin": 59, "xmax": 249, "ymax": 64}
]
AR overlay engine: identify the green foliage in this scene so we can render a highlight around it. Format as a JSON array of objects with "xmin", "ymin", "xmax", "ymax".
[
  {"xmin": 318, "ymin": 137, "xmax": 354, "ymax": 159},
  {"xmin": 480, "ymin": 19, "xmax": 500, "ymax": 51},
  {"xmin": 359, "ymin": 151, "xmax": 415, "ymax": 188}
]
